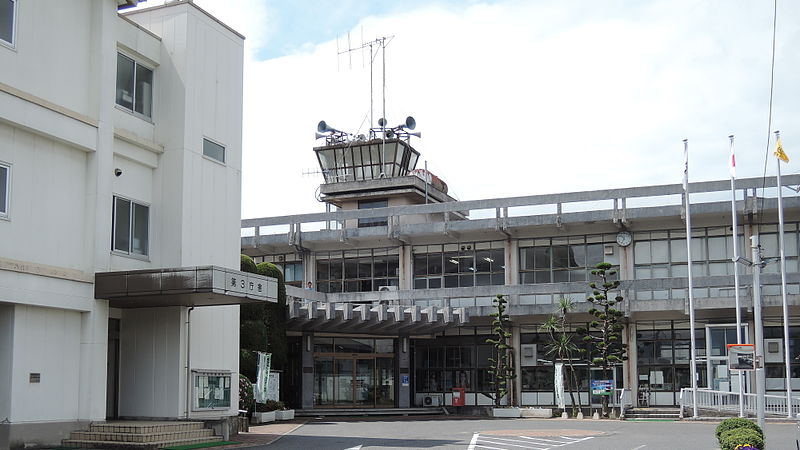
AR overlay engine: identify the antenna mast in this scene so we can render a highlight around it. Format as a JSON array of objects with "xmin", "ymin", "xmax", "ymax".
[{"xmin": 337, "ymin": 35, "xmax": 394, "ymax": 130}]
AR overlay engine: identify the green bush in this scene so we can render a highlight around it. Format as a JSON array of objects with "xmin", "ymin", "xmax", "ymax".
[
  {"xmin": 255, "ymin": 400, "xmax": 285, "ymax": 412},
  {"xmin": 719, "ymin": 428, "xmax": 764, "ymax": 450},
  {"xmin": 241, "ymin": 254, "xmax": 257, "ymax": 273},
  {"xmin": 238, "ymin": 374, "xmax": 254, "ymax": 413},
  {"xmin": 715, "ymin": 417, "xmax": 763, "ymax": 441}
]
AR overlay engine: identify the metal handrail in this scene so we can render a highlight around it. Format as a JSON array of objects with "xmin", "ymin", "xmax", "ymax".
[{"xmin": 680, "ymin": 387, "xmax": 800, "ymax": 417}]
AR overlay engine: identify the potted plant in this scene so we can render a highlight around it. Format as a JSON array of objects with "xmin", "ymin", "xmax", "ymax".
[
  {"xmin": 274, "ymin": 401, "xmax": 295, "ymax": 420},
  {"xmin": 486, "ymin": 295, "xmax": 520, "ymax": 418}
]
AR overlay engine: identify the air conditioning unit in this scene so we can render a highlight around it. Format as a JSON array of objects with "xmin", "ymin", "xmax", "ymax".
[
  {"xmin": 764, "ymin": 338, "xmax": 784, "ymax": 363},
  {"xmin": 378, "ymin": 285, "xmax": 398, "ymax": 292},
  {"xmin": 423, "ymin": 395, "xmax": 441, "ymax": 407}
]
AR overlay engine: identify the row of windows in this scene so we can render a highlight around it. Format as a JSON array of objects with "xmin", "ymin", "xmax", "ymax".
[
  {"xmin": 316, "ymin": 249, "xmax": 400, "ymax": 293},
  {"xmin": 413, "ymin": 243, "xmax": 505, "ymax": 289}
]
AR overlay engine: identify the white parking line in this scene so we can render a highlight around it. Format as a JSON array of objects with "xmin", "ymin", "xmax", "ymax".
[
  {"xmin": 468, "ymin": 432, "xmax": 480, "ymax": 450},
  {"xmin": 469, "ymin": 433, "xmax": 595, "ymax": 450}
]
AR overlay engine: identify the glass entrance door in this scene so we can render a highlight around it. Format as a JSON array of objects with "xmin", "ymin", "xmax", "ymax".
[{"xmin": 312, "ymin": 337, "xmax": 396, "ymax": 408}]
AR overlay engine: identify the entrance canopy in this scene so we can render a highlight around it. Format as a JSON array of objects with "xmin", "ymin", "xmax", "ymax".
[
  {"xmin": 95, "ymin": 266, "xmax": 277, "ymax": 308},
  {"xmin": 288, "ymin": 300, "xmax": 467, "ymax": 335}
]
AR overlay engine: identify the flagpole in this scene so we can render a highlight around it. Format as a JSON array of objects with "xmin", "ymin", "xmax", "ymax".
[
  {"xmin": 684, "ymin": 139, "xmax": 698, "ymax": 419},
  {"xmin": 729, "ymin": 135, "xmax": 745, "ymax": 418},
  {"xmin": 774, "ymin": 130, "xmax": 793, "ymax": 418}
]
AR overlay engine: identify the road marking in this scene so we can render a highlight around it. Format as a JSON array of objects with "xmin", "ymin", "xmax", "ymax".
[
  {"xmin": 344, "ymin": 446, "xmax": 362, "ymax": 450},
  {"xmin": 468, "ymin": 432, "xmax": 480, "ymax": 450},
  {"xmin": 469, "ymin": 432, "xmax": 594, "ymax": 450},
  {"xmin": 631, "ymin": 446, "xmax": 647, "ymax": 450}
]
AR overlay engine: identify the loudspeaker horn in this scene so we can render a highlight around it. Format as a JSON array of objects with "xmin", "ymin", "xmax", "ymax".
[
  {"xmin": 317, "ymin": 120, "xmax": 342, "ymax": 134},
  {"xmin": 315, "ymin": 132, "xmax": 329, "ymax": 140},
  {"xmin": 400, "ymin": 116, "xmax": 416, "ymax": 130}
]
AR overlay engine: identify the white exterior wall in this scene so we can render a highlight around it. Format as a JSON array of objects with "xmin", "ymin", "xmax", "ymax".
[{"xmin": 0, "ymin": 0, "xmax": 246, "ymax": 445}]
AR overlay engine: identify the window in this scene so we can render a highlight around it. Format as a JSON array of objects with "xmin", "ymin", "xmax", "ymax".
[
  {"xmin": 116, "ymin": 53, "xmax": 153, "ymax": 119},
  {"xmin": 0, "ymin": 162, "xmax": 8, "ymax": 218},
  {"xmin": 358, "ymin": 198, "xmax": 388, "ymax": 228},
  {"xmin": 413, "ymin": 242, "xmax": 505, "ymax": 289},
  {"xmin": 112, "ymin": 196, "xmax": 149, "ymax": 257},
  {"xmin": 519, "ymin": 235, "xmax": 612, "ymax": 285},
  {"xmin": 316, "ymin": 248, "xmax": 399, "ymax": 293},
  {"xmin": 0, "ymin": 0, "xmax": 16, "ymax": 46},
  {"xmin": 203, "ymin": 138, "xmax": 225, "ymax": 163}
]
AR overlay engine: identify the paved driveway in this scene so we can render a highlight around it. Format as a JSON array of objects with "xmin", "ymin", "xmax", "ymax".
[{"xmin": 246, "ymin": 416, "xmax": 797, "ymax": 450}]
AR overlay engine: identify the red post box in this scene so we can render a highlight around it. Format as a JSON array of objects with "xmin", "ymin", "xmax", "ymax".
[{"xmin": 452, "ymin": 387, "xmax": 465, "ymax": 407}]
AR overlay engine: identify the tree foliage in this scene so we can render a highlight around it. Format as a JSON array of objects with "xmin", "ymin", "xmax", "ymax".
[
  {"xmin": 239, "ymin": 255, "xmax": 287, "ymax": 382},
  {"xmin": 577, "ymin": 262, "xmax": 627, "ymax": 417},
  {"xmin": 539, "ymin": 296, "xmax": 580, "ymax": 416},
  {"xmin": 485, "ymin": 294, "xmax": 516, "ymax": 407}
]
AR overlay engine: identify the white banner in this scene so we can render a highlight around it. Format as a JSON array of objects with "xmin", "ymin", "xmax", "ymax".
[
  {"xmin": 255, "ymin": 352, "xmax": 271, "ymax": 403},
  {"xmin": 554, "ymin": 362, "xmax": 565, "ymax": 410}
]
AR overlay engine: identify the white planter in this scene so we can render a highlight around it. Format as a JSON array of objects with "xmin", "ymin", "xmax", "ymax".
[
  {"xmin": 520, "ymin": 408, "xmax": 552, "ymax": 418},
  {"xmin": 275, "ymin": 409, "xmax": 295, "ymax": 420},
  {"xmin": 491, "ymin": 407, "xmax": 521, "ymax": 418},
  {"xmin": 251, "ymin": 411, "xmax": 276, "ymax": 424}
]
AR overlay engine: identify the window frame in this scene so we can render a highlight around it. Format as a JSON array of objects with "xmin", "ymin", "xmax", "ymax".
[
  {"xmin": 0, "ymin": 0, "xmax": 17, "ymax": 49},
  {"xmin": 0, "ymin": 161, "xmax": 10, "ymax": 219},
  {"xmin": 202, "ymin": 137, "xmax": 226, "ymax": 164},
  {"xmin": 112, "ymin": 195, "xmax": 150, "ymax": 258},
  {"xmin": 115, "ymin": 52, "xmax": 154, "ymax": 120}
]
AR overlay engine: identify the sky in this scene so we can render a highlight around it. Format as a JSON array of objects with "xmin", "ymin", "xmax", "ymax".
[{"xmin": 138, "ymin": 0, "xmax": 800, "ymax": 220}]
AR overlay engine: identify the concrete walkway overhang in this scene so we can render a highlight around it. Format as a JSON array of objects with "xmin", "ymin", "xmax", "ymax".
[
  {"xmin": 95, "ymin": 266, "xmax": 277, "ymax": 308},
  {"xmin": 287, "ymin": 300, "xmax": 468, "ymax": 335}
]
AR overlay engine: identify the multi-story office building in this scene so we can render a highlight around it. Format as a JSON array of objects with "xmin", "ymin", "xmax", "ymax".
[
  {"xmin": 1, "ymin": 1, "xmax": 274, "ymax": 447},
  {"xmin": 242, "ymin": 127, "xmax": 800, "ymax": 412}
]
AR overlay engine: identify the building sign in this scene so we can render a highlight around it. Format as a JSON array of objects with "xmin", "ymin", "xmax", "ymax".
[
  {"xmin": 727, "ymin": 343, "xmax": 756, "ymax": 371},
  {"xmin": 591, "ymin": 379, "xmax": 614, "ymax": 396},
  {"xmin": 401, "ymin": 374, "xmax": 409, "ymax": 387}
]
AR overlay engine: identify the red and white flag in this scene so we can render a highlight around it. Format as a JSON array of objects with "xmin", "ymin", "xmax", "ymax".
[{"xmin": 728, "ymin": 138, "xmax": 736, "ymax": 178}]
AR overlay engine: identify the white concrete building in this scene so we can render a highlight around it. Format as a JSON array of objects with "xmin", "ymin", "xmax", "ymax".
[{"xmin": 0, "ymin": 1, "xmax": 274, "ymax": 448}]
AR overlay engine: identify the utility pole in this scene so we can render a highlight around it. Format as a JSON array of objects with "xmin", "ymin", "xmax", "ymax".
[{"xmin": 751, "ymin": 235, "xmax": 766, "ymax": 430}]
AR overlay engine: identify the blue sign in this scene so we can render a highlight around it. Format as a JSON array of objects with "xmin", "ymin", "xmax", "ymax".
[
  {"xmin": 591, "ymin": 379, "xmax": 614, "ymax": 396},
  {"xmin": 401, "ymin": 375, "xmax": 410, "ymax": 387}
]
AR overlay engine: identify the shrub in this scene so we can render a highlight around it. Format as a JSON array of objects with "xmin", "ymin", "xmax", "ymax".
[
  {"xmin": 719, "ymin": 428, "xmax": 764, "ymax": 450},
  {"xmin": 255, "ymin": 400, "xmax": 285, "ymax": 412},
  {"xmin": 239, "ymin": 374, "xmax": 254, "ymax": 413},
  {"xmin": 715, "ymin": 417, "xmax": 763, "ymax": 441}
]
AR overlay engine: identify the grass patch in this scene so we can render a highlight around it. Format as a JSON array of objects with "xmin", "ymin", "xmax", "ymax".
[{"xmin": 162, "ymin": 441, "xmax": 238, "ymax": 450}]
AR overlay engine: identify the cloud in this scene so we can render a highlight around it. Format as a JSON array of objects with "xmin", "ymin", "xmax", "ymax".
[{"xmin": 218, "ymin": 0, "xmax": 800, "ymax": 219}]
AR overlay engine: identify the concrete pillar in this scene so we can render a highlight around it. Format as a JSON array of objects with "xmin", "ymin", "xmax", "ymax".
[
  {"xmin": 78, "ymin": 300, "xmax": 109, "ymax": 422},
  {"xmin": 304, "ymin": 252, "xmax": 316, "ymax": 288},
  {"xmin": 399, "ymin": 244, "xmax": 413, "ymax": 291},
  {"xmin": 397, "ymin": 336, "xmax": 411, "ymax": 408},
  {"xmin": 505, "ymin": 239, "xmax": 519, "ymax": 285},
  {"xmin": 625, "ymin": 322, "xmax": 636, "ymax": 405},
  {"xmin": 301, "ymin": 332, "xmax": 314, "ymax": 409},
  {"xmin": 512, "ymin": 325, "xmax": 522, "ymax": 407}
]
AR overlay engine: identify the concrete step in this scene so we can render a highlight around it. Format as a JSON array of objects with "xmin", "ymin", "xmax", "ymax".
[
  {"xmin": 62, "ymin": 435, "xmax": 222, "ymax": 449},
  {"xmin": 69, "ymin": 428, "xmax": 215, "ymax": 443},
  {"xmin": 88, "ymin": 421, "xmax": 205, "ymax": 434}
]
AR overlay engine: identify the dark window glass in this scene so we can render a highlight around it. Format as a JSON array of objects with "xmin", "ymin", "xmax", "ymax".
[
  {"xmin": 203, "ymin": 139, "xmax": 225, "ymax": 163},
  {"xmin": 358, "ymin": 198, "xmax": 388, "ymax": 227},
  {"xmin": 0, "ymin": 164, "xmax": 8, "ymax": 215},
  {"xmin": 113, "ymin": 197, "xmax": 131, "ymax": 252},
  {"xmin": 0, "ymin": 0, "xmax": 14, "ymax": 44},
  {"xmin": 116, "ymin": 53, "xmax": 153, "ymax": 118}
]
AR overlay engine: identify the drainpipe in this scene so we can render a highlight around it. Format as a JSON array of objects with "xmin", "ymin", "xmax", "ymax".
[{"xmin": 186, "ymin": 306, "xmax": 195, "ymax": 419}]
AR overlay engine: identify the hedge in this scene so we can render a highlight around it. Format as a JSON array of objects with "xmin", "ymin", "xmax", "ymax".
[
  {"xmin": 715, "ymin": 417, "xmax": 763, "ymax": 440},
  {"xmin": 719, "ymin": 428, "xmax": 764, "ymax": 450}
]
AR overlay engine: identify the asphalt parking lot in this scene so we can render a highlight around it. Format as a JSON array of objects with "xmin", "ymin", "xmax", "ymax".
[{"xmin": 254, "ymin": 416, "xmax": 798, "ymax": 450}]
